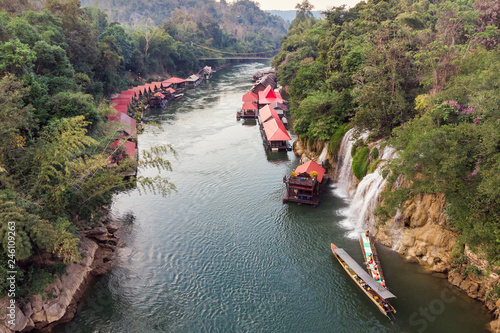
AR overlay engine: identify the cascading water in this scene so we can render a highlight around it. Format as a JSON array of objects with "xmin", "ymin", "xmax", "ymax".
[
  {"xmin": 334, "ymin": 130, "xmax": 397, "ymax": 238},
  {"xmin": 317, "ymin": 144, "xmax": 328, "ymax": 165},
  {"xmin": 335, "ymin": 128, "xmax": 368, "ymax": 198}
]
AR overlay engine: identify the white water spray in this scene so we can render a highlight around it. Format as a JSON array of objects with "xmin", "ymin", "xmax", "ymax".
[
  {"xmin": 334, "ymin": 130, "xmax": 397, "ymax": 238},
  {"xmin": 317, "ymin": 144, "xmax": 328, "ymax": 165}
]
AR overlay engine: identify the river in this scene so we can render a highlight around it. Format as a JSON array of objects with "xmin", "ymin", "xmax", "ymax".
[{"xmin": 55, "ymin": 62, "xmax": 491, "ymax": 333}]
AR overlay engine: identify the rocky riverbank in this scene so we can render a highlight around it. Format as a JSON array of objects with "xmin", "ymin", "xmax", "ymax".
[
  {"xmin": 293, "ymin": 136, "xmax": 499, "ymax": 330},
  {"xmin": 0, "ymin": 217, "xmax": 120, "ymax": 332}
]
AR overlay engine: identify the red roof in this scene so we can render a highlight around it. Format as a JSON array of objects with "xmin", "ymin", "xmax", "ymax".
[
  {"xmin": 144, "ymin": 83, "xmax": 155, "ymax": 93},
  {"xmin": 121, "ymin": 90, "xmax": 135, "ymax": 96},
  {"xmin": 258, "ymin": 85, "xmax": 283, "ymax": 105},
  {"xmin": 108, "ymin": 112, "xmax": 137, "ymax": 137},
  {"xmin": 112, "ymin": 97, "xmax": 131, "ymax": 108},
  {"xmin": 111, "ymin": 139, "xmax": 136, "ymax": 160},
  {"xmin": 242, "ymin": 92, "xmax": 258, "ymax": 102},
  {"xmin": 295, "ymin": 160, "xmax": 326, "ymax": 183},
  {"xmin": 262, "ymin": 118, "xmax": 290, "ymax": 142},
  {"xmin": 242, "ymin": 102, "xmax": 258, "ymax": 110},
  {"xmin": 153, "ymin": 92, "xmax": 165, "ymax": 99},
  {"xmin": 133, "ymin": 86, "xmax": 143, "ymax": 96},
  {"xmin": 166, "ymin": 87, "xmax": 175, "ymax": 94},
  {"xmin": 112, "ymin": 105, "xmax": 128, "ymax": 114},
  {"xmin": 259, "ymin": 105, "xmax": 280, "ymax": 123},
  {"xmin": 151, "ymin": 82, "xmax": 163, "ymax": 90},
  {"xmin": 163, "ymin": 77, "xmax": 186, "ymax": 84}
]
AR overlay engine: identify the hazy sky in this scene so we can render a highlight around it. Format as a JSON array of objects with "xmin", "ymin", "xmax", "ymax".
[{"xmin": 252, "ymin": 0, "xmax": 363, "ymax": 11}]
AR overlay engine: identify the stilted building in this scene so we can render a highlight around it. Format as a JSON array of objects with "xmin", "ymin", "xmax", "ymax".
[{"xmin": 283, "ymin": 160, "xmax": 328, "ymax": 206}]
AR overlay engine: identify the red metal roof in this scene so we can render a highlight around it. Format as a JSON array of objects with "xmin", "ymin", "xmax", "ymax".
[
  {"xmin": 163, "ymin": 77, "xmax": 186, "ymax": 84},
  {"xmin": 262, "ymin": 118, "xmax": 290, "ymax": 142},
  {"xmin": 295, "ymin": 160, "xmax": 326, "ymax": 183},
  {"xmin": 242, "ymin": 102, "xmax": 258, "ymax": 110},
  {"xmin": 258, "ymin": 105, "xmax": 280, "ymax": 123},
  {"xmin": 258, "ymin": 85, "xmax": 283, "ymax": 105},
  {"xmin": 153, "ymin": 92, "xmax": 165, "ymax": 99},
  {"xmin": 108, "ymin": 112, "xmax": 137, "ymax": 137},
  {"xmin": 111, "ymin": 139, "xmax": 136, "ymax": 160},
  {"xmin": 112, "ymin": 105, "xmax": 128, "ymax": 113},
  {"xmin": 166, "ymin": 88, "xmax": 175, "ymax": 94},
  {"xmin": 144, "ymin": 83, "xmax": 156, "ymax": 93},
  {"xmin": 151, "ymin": 82, "xmax": 163, "ymax": 90},
  {"xmin": 242, "ymin": 92, "xmax": 258, "ymax": 102},
  {"xmin": 112, "ymin": 98, "xmax": 131, "ymax": 108}
]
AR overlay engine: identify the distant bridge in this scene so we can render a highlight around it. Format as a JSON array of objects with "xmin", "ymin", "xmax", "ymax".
[
  {"xmin": 198, "ymin": 57, "xmax": 273, "ymax": 60},
  {"xmin": 191, "ymin": 42, "xmax": 278, "ymax": 61}
]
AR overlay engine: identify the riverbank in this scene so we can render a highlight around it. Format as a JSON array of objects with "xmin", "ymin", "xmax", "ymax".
[
  {"xmin": 0, "ymin": 212, "xmax": 121, "ymax": 332},
  {"xmin": 293, "ymin": 134, "xmax": 499, "ymax": 330},
  {"xmin": 43, "ymin": 63, "xmax": 491, "ymax": 333}
]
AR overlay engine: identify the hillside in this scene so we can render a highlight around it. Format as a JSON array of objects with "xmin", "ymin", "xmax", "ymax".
[
  {"xmin": 266, "ymin": 10, "xmax": 324, "ymax": 23},
  {"xmin": 80, "ymin": 0, "xmax": 288, "ymax": 50}
]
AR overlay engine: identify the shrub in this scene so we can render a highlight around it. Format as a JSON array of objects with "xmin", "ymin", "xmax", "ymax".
[
  {"xmin": 352, "ymin": 146, "xmax": 370, "ymax": 180},
  {"xmin": 351, "ymin": 138, "xmax": 365, "ymax": 157},
  {"xmin": 371, "ymin": 147, "xmax": 379, "ymax": 159},
  {"xmin": 462, "ymin": 265, "xmax": 482, "ymax": 277},
  {"xmin": 328, "ymin": 124, "xmax": 348, "ymax": 158},
  {"xmin": 368, "ymin": 158, "xmax": 380, "ymax": 173}
]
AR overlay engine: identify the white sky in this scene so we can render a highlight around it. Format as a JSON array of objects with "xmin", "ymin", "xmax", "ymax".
[{"xmin": 248, "ymin": 0, "xmax": 363, "ymax": 11}]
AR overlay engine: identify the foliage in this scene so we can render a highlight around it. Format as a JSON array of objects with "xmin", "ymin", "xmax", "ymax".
[
  {"xmin": 462, "ymin": 265, "xmax": 482, "ymax": 277},
  {"xmin": 328, "ymin": 124, "xmax": 348, "ymax": 158},
  {"xmin": 371, "ymin": 147, "xmax": 379, "ymax": 159},
  {"xmin": 368, "ymin": 158, "xmax": 381, "ymax": 174},
  {"xmin": 352, "ymin": 146, "xmax": 370, "ymax": 180},
  {"xmin": 274, "ymin": 0, "xmax": 500, "ymax": 265}
]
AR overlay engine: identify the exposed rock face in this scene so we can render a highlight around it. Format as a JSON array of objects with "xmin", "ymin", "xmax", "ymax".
[
  {"xmin": 295, "ymin": 135, "xmax": 499, "ymax": 330},
  {"xmin": 376, "ymin": 192, "xmax": 499, "ymax": 329},
  {"xmin": 376, "ymin": 193, "xmax": 456, "ymax": 273},
  {"xmin": 0, "ymin": 221, "xmax": 120, "ymax": 332}
]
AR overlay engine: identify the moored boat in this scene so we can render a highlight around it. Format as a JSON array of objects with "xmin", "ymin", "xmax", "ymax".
[
  {"xmin": 360, "ymin": 231, "xmax": 387, "ymax": 288},
  {"xmin": 330, "ymin": 243, "xmax": 396, "ymax": 318}
]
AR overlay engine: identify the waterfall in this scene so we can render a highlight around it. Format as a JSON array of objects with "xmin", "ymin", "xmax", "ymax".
[
  {"xmin": 335, "ymin": 128, "xmax": 368, "ymax": 198},
  {"xmin": 317, "ymin": 144, "xmax": 328, "ymax": 165},
  {"xmin": 334, "ymin": 130, "xmax": 397, "ymax": 238}
]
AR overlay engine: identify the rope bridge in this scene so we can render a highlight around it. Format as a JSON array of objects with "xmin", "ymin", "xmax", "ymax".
[{"xmin": 191, "ymin": 42, "xmax": 280, "ymax": 60}]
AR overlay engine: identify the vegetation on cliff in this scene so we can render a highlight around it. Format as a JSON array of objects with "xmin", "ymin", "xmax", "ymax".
[{"xmin": 273, "ymin": 0, "xmax": 499, "ymax": 264}]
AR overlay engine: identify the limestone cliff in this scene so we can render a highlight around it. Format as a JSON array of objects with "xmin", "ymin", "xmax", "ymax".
[
  {"xmin": 293, "ymin": 136, "xmax": 499, "ymax": 329},
  {"xmin": 0, "ymin": 220, "xmax": 120, "ymax": 332}
]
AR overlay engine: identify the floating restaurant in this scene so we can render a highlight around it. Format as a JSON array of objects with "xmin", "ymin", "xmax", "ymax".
[{"xmin": 283, "ymin": 160, "xmax": 328, "ymax": 206}]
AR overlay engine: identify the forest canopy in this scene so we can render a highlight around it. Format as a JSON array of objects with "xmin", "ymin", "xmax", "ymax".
[{"xmin": 0, "ymin": 0, "xmax": 285, "ymax": 298}]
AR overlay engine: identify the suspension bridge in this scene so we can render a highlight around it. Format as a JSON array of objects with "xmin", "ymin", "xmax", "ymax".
[{"xmin": 191, "ymin": 42, "xmax": 279, "ymax": 60}]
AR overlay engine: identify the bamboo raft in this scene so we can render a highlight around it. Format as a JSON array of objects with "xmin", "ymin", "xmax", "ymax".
[{"xmin": 331, "ymin": 243, "xmax": 396, "ymax": 318}]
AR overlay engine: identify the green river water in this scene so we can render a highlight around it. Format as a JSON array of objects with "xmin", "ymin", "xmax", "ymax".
[{"xmin": 54, "ymin": 62, "xmax": 491, "ymax": 333}]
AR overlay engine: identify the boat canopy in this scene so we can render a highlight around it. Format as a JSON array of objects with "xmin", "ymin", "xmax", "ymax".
[{"xmin": 333, "ymin": 248, "xmax": 396, "ymax": 299}]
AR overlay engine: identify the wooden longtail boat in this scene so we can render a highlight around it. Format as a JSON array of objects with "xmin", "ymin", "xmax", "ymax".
[
  {"xmin": 331, "ymin": 243, "xmax": 396, "ymax": 317},
  {"xmin": 359, "ymin": 231, "xmax": 387, "ymax": 288}
]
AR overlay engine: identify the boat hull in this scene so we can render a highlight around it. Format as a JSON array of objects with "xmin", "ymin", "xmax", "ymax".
[{"xmin": 331, "ymin": 243, "xmax": 395, "ymax": 317}]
